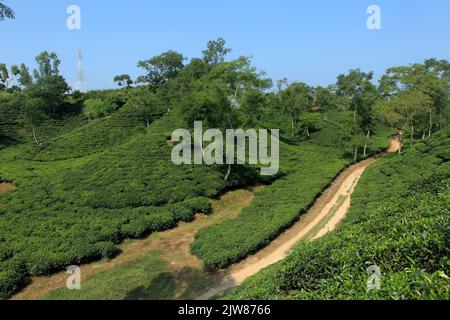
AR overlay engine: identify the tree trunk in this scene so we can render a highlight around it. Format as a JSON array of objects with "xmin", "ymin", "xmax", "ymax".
[
  {"xmin": 291, "ymin": 118, "xmax": 295, "ymax": 139},
  {"xmin": 224, "ymin": 164, "xmax": 232, "ymax": 181},
  {"xmin": 410, "ymin": 125, "xmax": 414, "ymax": 146},
  {"xmin": 32, "ymin": 125, "xmax": 39, "ymax": 145},
  {"xmin": 363, "ymin": 129, "xmax": 370, "ymax": 157},
  {"xmin": 354, "ymin": 146, "xmax": 358, "ymax": 162},
  {"xmin": 428, "ymin": 113, "xmax": 433, "ymax": 138},
  {"xmin": 398, "ymin": 130, "xmax": 403, "ymax": 155},
  {"xmin": 305, "ymin": 127, "xmax": 310, "ymax": 137}
]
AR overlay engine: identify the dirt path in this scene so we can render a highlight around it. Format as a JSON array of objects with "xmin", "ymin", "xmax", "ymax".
[
  {"xmin": 196, "ymin": 139, "xmax": 400, "ymax": 300},
  {"xmin": 0, "ymin": 182, "xmax": 15, "ymax": 193}
]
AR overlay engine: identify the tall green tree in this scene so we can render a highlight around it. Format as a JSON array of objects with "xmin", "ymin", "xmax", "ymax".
[
  {"xmin": 16, "ymin": 63, "xmax": 32, "ymax": 87},
  {"xmin": 356, "ymin": 89, "xmax": 379, "ymax": 156},
  {"xmin": 137, "ymin": 51, "xmax": 185, "ymax": 86},
  {"xmin": 314, "ymin": 86, "xmax": 336, "ymax": 120},
  {"xmin": 379, "ymin": 60, "xmax": 449, "ymax": 137},
  {"xmin": 283, "ymin": 82, "xmax": 313, "ymax": 139},
  {"xmin": 340, "ymin": 120, "xmax": 366, "ymax": 162},
  {"xmin": 113, "ymin": 74, "xmax": 133, "ymax": 88},
  {"xmin": 240, "ymin": 89, "xmax": 267, "ymax": 127},
  {"xmin": 374, "ymin": 89, "xmax": 431, "ymax": 154},
  {"xmin": 178, "ymin": 56, "xmax": 270, "ymax": 180},
  {"xmin": 202, "ymin": 38, "xmax": 232, "ymax": 65},
  {"xmin": 0, "ymin": 63, "xmax": 9, "ymax": 89},
  {"xmin": 123, "ymin": 92, "xmax": 165, "ymax": 127},
  {"xmin": 298, "ymin": 112, "xmax": 322, "ymax": 137},
  {"xmin": 179, "ymin": 58, "xmax": 210, "ymax": 81},
  {"xmin": 20, "ymin": 96, "xmax": 47, "ymax": 145},
  {"xmin": 276, "ymin": 78, "xmax": 289, "ymax": 113},
  {"xmin": 336, "ymin": 69, "xmax": 377, "ymax": 123},
  {"xmin": 33, "ymin": 51, "xmax": 61, "ymax": 79},
  {"xmin": 26, "ymin": 75, "xmax": 70, "ymax": 116}
]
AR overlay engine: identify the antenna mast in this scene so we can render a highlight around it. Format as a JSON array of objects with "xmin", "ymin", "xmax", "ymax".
[{"xmin": 75, "ymin": 49, "xmax": 86, "ymax": 93}]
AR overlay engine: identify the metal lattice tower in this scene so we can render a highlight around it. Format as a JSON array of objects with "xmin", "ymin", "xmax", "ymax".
[{"xmin": 74, "ymin": 49, "xmax": 86, "ymax": 93}]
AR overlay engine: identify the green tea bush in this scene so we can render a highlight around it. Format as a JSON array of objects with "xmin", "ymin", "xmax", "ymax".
[
  {"xmin": 0, "ymin": 262, "xmax": 29, "ymax": 300},
  {"xmin": 94, "ymin": 242, "xmax": 121, "ymax": 259},
  {"xmin": 120, "ymin": 208, "xmax": 175, "ymax": 239},
  {"xmin": 168, "ymin": 203, "xmax": 196, "ymax": 222},
  {"xmin": 183, "ymin": 197, "xmax": 212, "ymax": 214}
]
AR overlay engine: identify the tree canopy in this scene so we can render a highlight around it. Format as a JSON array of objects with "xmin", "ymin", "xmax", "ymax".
[
  {"xmin": 114, "ymin": 74, "xmax": 133, "ymax": 88},
  {"xmin": 0, "ymin": 2, "xmax": 14, "ymax": 20},
  {"xmin": 202, "ymin": 37, "xmax": 232, "ymax": 65},
  {"xmin": 137, "ymin": 50, "xmax": 185, "ymax": 86}
]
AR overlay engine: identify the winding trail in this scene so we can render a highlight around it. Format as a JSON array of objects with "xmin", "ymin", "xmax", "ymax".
[{"xmin": 196, "ymin": 138, "xmax": 400, "ymax": 300}]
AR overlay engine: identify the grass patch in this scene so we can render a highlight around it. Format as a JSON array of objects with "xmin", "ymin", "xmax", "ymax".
[
  {"xmin": 44, "ymin": 251, "xmax": 175, "ymax": 300},
  {"xmin": 302, "ymin": 194, "xmax": 347, "ymax": 242}
]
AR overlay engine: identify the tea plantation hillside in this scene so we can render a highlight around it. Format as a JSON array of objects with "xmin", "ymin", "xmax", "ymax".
[
  {"xmin": 0, "ymin": 43, "xmax": 448, "ymax": 301},
  {"xmin": 0, "ymin": 105, "xmax": 392, "ymax": 299},
  {"xmin": 224, "ymin": 130, "xmax": 450, "ymax": 300},
  {"xmin": 0, "ymin": 107, "xmax": 244, "ymax": 299}
]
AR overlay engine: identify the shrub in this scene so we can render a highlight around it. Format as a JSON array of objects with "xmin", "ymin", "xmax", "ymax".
[
  {"xmin": 0, "ymin": 269, "xmax": 27, "ymax": 300},
  {"xmin": 168, "ymin": 203, "xmax": 196, "ymax": 222},
  {"xmin": 83, "ymin": 98, "xmax": 108, "ymax": 119},
  {"xmin": 94, "ymin": 242, "xmax": 120, "ymax": 259},
  {"xmin": 144, "ymin": 208, "xmax": 176, "ymax": 231},
  {"xmin": 0, "ymin": 258, "xmax": 29, "ymax": 300},
  {"xmin": 120, "ymin": 217, "xmax": 151, "ymax": 239},
  {"xmin": 183, "ymin": 197, "xmax": 212, "ymax": 214}
]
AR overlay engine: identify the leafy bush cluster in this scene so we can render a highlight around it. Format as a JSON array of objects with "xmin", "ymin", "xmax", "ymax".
[
  {"xmin": 83, "ymin": 98, "xmax": 117, "ymax": 120},
  {"xmin": 224, "ymin": 130, "xmax": 449, "ymax": 300}
]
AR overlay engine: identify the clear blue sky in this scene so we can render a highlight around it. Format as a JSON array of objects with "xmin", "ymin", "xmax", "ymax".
[{"xmin": 1, "ymin": 0, "xmax": 449, "ymax": 90}]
